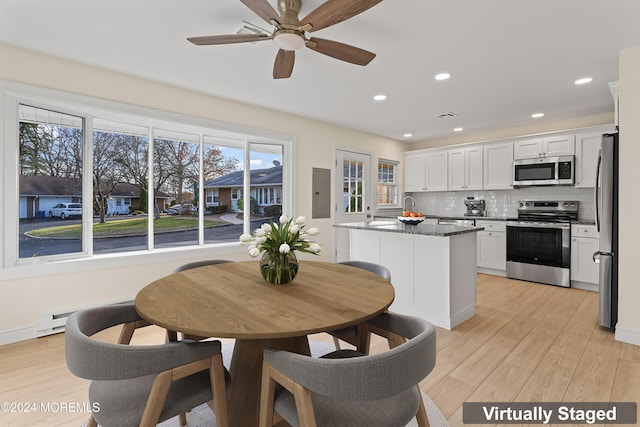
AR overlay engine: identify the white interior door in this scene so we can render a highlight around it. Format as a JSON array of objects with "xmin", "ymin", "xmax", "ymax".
[{"xmin": 334, "ymin": 149, "xmax": 371, "ymax": 261}]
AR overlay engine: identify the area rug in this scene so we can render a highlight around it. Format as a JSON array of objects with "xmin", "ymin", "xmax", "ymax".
[{"xmin": 157, "ymin": 390, "xmax": 449, "ymax": 427}]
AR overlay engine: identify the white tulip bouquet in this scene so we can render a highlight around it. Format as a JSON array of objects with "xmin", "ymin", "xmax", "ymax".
[{"xmin": 239, "ymin": 215, "xmax": 321, "ymax": 284}]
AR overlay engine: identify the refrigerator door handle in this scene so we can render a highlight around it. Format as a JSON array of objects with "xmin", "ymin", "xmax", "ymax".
[
  {"xmin": 594, "ymin": 149, "xmax": 602, "ymax": 233},
  {"xmin": 593, "ymin": 251, "xmax": 614, "ymax": 263}
]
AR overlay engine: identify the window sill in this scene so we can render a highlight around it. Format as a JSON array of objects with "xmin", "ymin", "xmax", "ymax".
[{"xmin": 0, "ymin": 243, "xmax": 246, "ymax": 281}]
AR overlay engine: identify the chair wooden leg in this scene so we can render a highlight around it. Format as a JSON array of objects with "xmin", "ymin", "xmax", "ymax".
[
  {"xmin": 259, "ymin": 361, "xmax": 276, "ymax": 427},
  {"xmin": 117, "ymin": 323, "xmax": 137, "ymax": 344},
  {"xmin": 209, "ymin": 353, "xmax": 230, "ymax": 427},
  {"xmin": 332, "ymin": 336, "xmax": 342, "ymax": 350},
  {"xmin": 139, "ymin": 370, "xmax": 173, "ymax": 427},
  {"xmin": 415, "ymin": 386, "xmax": 430, "ymax": 427},
  {"xmin": 293, "ymin": 382, "xmax": 317, "ymax": 427},
  {"xmin": 178, "ymin": 412, "xmax": 187, "ymax": 426},
  {"xmin": 355, "ymin": 323, "xmax": 371, "ymax": 354}
]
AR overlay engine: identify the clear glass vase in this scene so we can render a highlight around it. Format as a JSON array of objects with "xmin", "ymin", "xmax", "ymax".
[{"xmin": 260, "ymin": 251, "xmax": 299, "ymax": 285}]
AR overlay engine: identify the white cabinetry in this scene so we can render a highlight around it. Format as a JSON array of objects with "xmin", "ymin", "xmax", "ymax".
[
  {"xmin": 570, "ymin": 224, "xmax": 599, "ymax": 289},
  {"xmin": 575, "ymin": 132, "xmax": 602, "ymax": 188},
  {"xmin": 476, "ymin": 220, "xmax": 506, "ymax": 273},
  {"xmin": 349, "ymin": 228, "xmax": 477, "ymax": 329},
  {"xmin": 483, "ymin": 141, "xmax": 514, "ymax": 190},
  {"xmin": 448, "ymin": 145, "xmax": 483, "ymax": 191},
  {"xmin": 425, "ymin": 151, "xmax": 448, "ymax": 191},
  {"xmin": 404, "ymin": 152, "xmax": 427, "ymax": 192},
  {"xmin": 404, "ymin": 150, "xmax": 448, "ymax": 192},
  {"xmin": 514, "ymin": 135, "xmax": 575, "ymax": 159}
]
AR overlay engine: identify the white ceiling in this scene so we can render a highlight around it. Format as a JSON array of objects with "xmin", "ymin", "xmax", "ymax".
[{"xmin": 1, "ymin": 0, "xmax": 639, "ymax": 142}]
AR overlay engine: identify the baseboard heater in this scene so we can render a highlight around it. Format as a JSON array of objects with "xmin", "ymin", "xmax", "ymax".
[{"xmin": 35, "ymin": 300, "xmax": 133, "ymax": 337}]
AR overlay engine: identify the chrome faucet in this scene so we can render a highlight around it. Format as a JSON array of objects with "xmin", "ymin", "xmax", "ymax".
[{"xmin": 403, "ymin": 195, "xmax": 415, "ymax": 212}]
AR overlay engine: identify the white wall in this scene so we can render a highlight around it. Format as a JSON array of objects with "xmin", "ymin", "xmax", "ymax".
[
  {"xmin": 616, "ymin": 46, "xmax": 640, "ymax": 344},
  {"xmin": 0, "ymin": 43, "xmax": 407, "ymax": 341}
]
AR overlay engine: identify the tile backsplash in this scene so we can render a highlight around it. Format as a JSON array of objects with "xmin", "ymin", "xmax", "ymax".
[{"xmin": 402, "ymin": 187, "xmax": 595, "ymax": 221}]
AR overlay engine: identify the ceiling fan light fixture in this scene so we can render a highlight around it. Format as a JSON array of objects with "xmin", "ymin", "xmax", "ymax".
[{"xmin": 273, "ymin": 30, "xmax": 306, "ymax": 50}]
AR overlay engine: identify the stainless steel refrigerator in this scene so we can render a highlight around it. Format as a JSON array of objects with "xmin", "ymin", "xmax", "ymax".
[{"xmin": 594, "ymin": 133, "xmax": 619, "ymax": 329}]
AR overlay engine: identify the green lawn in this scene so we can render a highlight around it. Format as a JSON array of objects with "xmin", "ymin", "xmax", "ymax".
[{"xmin": 27, "ymin": 217, "xmax": 227, "ymax": 238}]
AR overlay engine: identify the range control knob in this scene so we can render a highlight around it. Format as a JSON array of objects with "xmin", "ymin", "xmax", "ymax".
[{"xmin": 563, "ymin": 202, "xmax": 569, "ymax": 208}]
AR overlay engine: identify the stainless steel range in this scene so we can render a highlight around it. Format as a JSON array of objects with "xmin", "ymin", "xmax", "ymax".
[{"xmin": 506, "ymin": 200, "xmax": 578, "ymax": 287}]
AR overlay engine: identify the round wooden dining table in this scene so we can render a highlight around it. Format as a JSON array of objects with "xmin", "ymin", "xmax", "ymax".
[{"xmin": 135, "ymin": 260, "xmax": 395, "ymax": 426}]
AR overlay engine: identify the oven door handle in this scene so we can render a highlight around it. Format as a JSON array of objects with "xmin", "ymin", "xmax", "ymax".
[{"xmin": 506, "ymin": 222, "xmax": 570, "ymax": 229}]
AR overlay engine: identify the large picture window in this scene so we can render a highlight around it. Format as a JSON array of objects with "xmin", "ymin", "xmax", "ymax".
[{"xmin": 5, "ymin": 87, "xmax": 291, "ymax": 269}]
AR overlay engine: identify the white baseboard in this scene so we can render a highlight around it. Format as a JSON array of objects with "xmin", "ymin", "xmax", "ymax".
[
  {"xmin": 615, "ymin": 324, "xmax": 640, "ymax": 346},
  {"xmin": 477, "ymin": 267, "xmax": 507, "ymax": 277},
  {"xmin": 0, "ymin": 326, "xmax": 37, "ymax": 346},
  {"xmin": 570, "ymin": 280, "xmax": 599, "ymax": 292},
  {"xmin": 388, "ymin": 303, "xmax": 475, "ymax": 331}
]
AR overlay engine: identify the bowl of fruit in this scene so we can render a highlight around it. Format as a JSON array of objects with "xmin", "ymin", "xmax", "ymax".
[{"xmin": 398, "ymin": 211, "xmax": 425, "ymax": 226}]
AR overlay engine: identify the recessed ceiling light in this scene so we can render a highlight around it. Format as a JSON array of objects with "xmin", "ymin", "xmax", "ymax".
[
  {"xmin": 435, "ymin": 73, "xmax": 451, "ymax": 81},
  {"xmin": 453, "ymin": 127, "xmax": 464, "ymax": 132},
  {"xmin": 373, "ymin": 94, "xmax": 387, "ymax": 101},
  {"xmin": 403, "ymin": 133, "xmax": 413, "ymax": 138},
  {"xmin": 575, "ymin": 77, "xmax": 593, "ymax": 85},
  {"xmin": 531, "ymin": 113, "xmax": 545, "ymax": 118}
]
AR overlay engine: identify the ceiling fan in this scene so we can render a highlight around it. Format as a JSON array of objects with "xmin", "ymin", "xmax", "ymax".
[{"xmin": 187, "ymin": 0, "xmax": 383, "ymax": 79}]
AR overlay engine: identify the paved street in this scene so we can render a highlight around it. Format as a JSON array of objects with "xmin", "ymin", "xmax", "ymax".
[{"xmin": 18, "ymin": 216, "xmax": 268, "ymax": 258}]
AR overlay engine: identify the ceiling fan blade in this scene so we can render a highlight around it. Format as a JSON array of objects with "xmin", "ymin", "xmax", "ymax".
[
  {"xmin": 187, "ymin": 33, "xmax": 271, "ymax": 45},
  {"xmin": 240, "ymin": 0, "xmax": 280, "ymax": 25},
  {"xmin": 300, "ymin": 0, "xmax": 383, "ymax": 32},
  {"xmin": 273, "ymin": 49, "xmax": 295, "ymax": 79},
  {"xmin": 307, "ymin": 37, "xmax": 375, "ymax": 66}
]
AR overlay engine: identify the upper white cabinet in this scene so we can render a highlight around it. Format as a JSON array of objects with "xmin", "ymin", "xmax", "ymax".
[
  {"xmin": 575, "ymin": 132, "xmax": 602, "ymax": 188},
  {"xmin": 404, "ymin": 150, "xmax": 448, "ymax": 192},
  {"xmin": 483, "ymin": 141, "xmax": 514, "ymax": 190},
  {"xmin": 513, "ymin": 134, "xmax": 575, "ymax": 159},
  {"xmin": 448, "ymin": 146, "xmax": 483, "ymax": 191},
  {"xmin": 425, "ymin": 151, "xmax": 448, "ymax": 191},
  {"xmin": 404, "ymin": 152, "xmax": 427, "ymax": 192}
]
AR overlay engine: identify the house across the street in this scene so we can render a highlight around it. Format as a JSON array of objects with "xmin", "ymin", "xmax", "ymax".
[
  {"xmin": 19, "ymin": 175, "xmax": 170, "ymax": 218},
  {"xmin": 203, "ymin": 165, "xmax": 282, "ymax": 214}
]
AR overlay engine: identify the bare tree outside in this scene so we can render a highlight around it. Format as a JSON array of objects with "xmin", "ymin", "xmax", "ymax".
[{"xmin": 93, "ymin": 131, "xmax": 126, "ymax": 224}]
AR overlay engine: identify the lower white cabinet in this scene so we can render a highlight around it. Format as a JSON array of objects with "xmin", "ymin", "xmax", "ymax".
[
  {"xmin": 349, "ymin": 228, "xmax": 477, "ymax": 329},
  {"xmin": 476, "ymin": 220, "xmax": 506, "ymax": 272},
  {"xmin": 571, "ymin": 224, "xmax": 599, "ymax": 286}
]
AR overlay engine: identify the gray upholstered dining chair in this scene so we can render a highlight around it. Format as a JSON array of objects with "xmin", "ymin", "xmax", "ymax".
[
  {"xmin": 259, "ymin": 312, "xmax": 436, "ymax": 427},
  {"xmin": 329, "ymin": 260, "xmax": 392, "ymax": 352},
  {"xmin": 65, "ymin": 302, "xmax": 230, "ymax": 427}
]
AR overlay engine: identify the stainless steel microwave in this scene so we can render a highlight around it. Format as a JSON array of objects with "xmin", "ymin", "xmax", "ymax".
[{"xmin": 513, "ymin": 156, "xmax": 574, "ymax": 187}]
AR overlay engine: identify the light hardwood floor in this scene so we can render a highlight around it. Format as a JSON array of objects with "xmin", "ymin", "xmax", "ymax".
[{"xmin": 1, "ymin": 274, "xmax": 639, "ymax": 427}]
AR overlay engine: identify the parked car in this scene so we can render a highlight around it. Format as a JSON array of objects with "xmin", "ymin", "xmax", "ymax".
[
  {"xmin": 49, "ymin": 203, "xmax": 82, "ymax": 219},
  {"xmin": 166, "ymin": 204, "xmax": 197, "ymax": 216}
]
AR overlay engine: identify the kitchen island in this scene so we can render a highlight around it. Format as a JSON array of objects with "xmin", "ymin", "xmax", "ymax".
[{"xmin": 334, "ymin": 220, "xmax": 483, "ymax": 329}]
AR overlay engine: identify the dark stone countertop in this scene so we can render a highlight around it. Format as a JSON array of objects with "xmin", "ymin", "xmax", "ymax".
[{"xmin": 333, "ymin": 221, "xmax": 484, "ymax": 237}]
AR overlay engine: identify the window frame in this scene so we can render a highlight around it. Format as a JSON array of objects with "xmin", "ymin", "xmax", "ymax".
[
  {"xmin": 0, "ymin": 81, "xmax": 295, "ymax": 280},
  {"xmin": 376, "ymin": 158, "xmax": 400, "ymax": 209}
]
